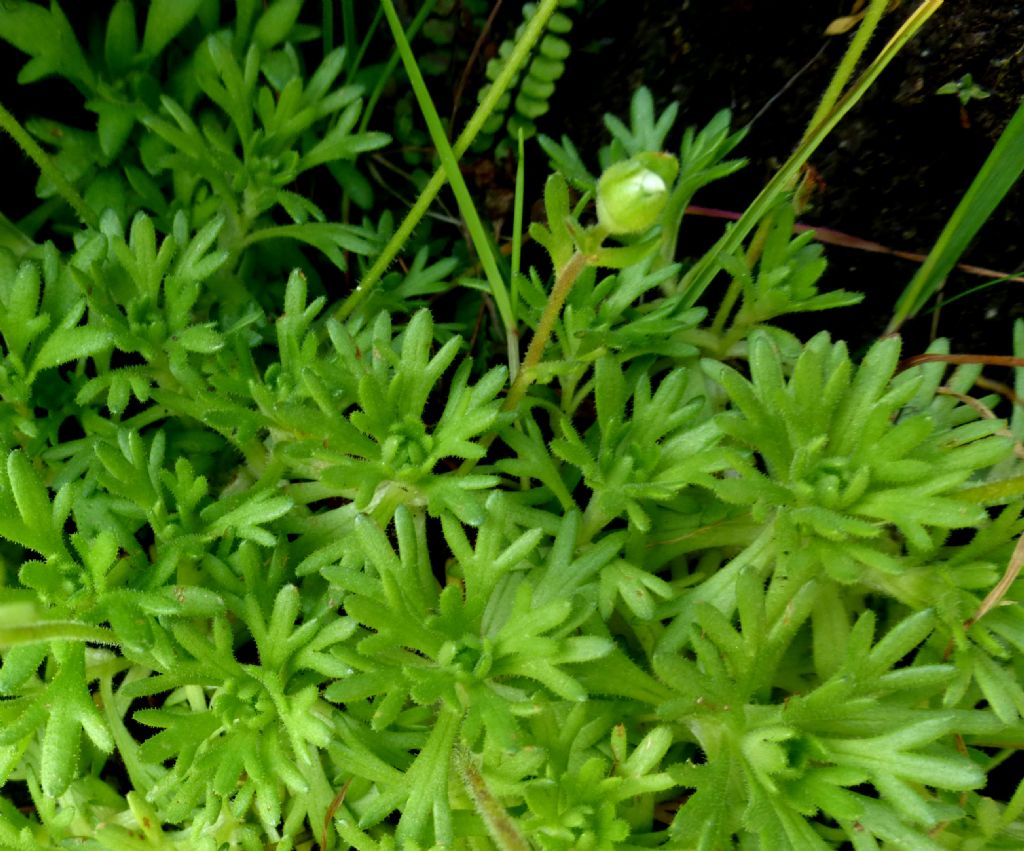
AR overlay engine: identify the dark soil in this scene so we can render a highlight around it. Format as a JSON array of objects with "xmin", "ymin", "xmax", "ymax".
[{"xmin": 550, "ymin": 0, "xmax": 1024, "ymax": 357}]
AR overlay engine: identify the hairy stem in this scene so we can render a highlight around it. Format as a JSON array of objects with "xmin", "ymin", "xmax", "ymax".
[
  {"xmin": 504, "ymin": 250, "xmax": 589, "ymax": 412},
  {"xmin": 0, "ymin": 622, "xmax": 118, "ymax": 648},
  {"xmin": 457, "ymin": 250, "xmax": 589, "ymax": 476},
  {"xmin": 804, "ymin": 0, "xmax": 890, "ymax": 148},
  {"xmin": 0, "ymin": 99, "xmax": 99, "ymax": 230}
]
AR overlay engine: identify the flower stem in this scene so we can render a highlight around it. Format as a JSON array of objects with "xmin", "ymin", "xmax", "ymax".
[
  {"xmin": 458, "ymin": 250, "xmax": 590, "ymax": 476},
  {"xmin": 504, "ymin": 250, "xmax": 589, "ymax": 412}
]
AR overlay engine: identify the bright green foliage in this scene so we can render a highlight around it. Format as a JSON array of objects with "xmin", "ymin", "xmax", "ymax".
[
  {"xmin": 0, "ymin": 0, "xmax": 387, "ymax": 280},
  {"xmin": 0, "ymin": 2, "xmax": 1021, "ymax": 850},
  {"xmin": 704, "ymin": 331, "xmax": 1009, "ymax": 570},
  {"xmin": 140, "ymin": 37, "xmax": 387, "ymax": 265},
  {"xmin": 550, "ymin": 356, "xmax": 722, "ymax": 539},
  {"xmin": 721, "ymin": 202, "xmax": 863, "ymax": 327},
  {"xmin": 259, "ymin": 279, "xmax": 511, "ymax": 525}
]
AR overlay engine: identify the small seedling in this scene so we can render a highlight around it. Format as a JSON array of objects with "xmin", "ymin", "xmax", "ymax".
[{"xmin": 937, "ymin": 72, "xmax": 992, "ymax": 107}]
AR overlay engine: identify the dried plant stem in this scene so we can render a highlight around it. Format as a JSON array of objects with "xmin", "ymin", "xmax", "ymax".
[
  {"xmin": 966, "ymin": 532, "xmax": 1024, "ymax": 629},
  {"xmin": 899, "ymin": 354, "xmax": 1024, "ymax": 371}
]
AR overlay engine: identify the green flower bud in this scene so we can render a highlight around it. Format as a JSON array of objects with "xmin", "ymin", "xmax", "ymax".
[{"xmin": 595, "ymin": 152, "xmax": 679, "ymax": 235}]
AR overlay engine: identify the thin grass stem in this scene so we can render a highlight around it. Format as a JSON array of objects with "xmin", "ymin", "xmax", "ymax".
[{"xmin": 337, "ymin": 0, "xmax": 563, "ymax": 323}]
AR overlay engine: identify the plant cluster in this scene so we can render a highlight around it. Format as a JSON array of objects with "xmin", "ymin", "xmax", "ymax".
[{"xmin": 0, "ymin": 1, "xmax": 1022, "ymax": 849}]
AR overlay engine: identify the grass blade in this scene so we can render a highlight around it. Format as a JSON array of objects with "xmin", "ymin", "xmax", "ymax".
[
  {"xmin": 679, "ymin": 0, "xmax": 942, "ymax": 309},
  {"xmin": 888, "ymin": 97, "xmax": 1024, "ymax": 332},
  {"xmin": 377, "ymin": 0, "xmax": 515, "ymax": 357}
]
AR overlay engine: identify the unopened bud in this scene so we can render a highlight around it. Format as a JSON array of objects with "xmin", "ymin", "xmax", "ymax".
[{"xmin": 595, "ymin": 152, "xmax": 678, "ymax": 235}]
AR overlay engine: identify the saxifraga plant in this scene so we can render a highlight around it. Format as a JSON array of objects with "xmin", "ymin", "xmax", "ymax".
[{"xmin": 0, "ymin": 1, "xmax": 1023, "ymax": 850}]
